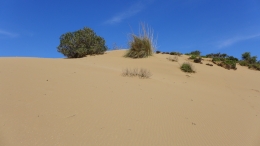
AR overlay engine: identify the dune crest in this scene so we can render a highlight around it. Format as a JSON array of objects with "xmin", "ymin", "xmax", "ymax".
[{"xmin": 1, "ymin": 50, "xmax": 260, "ymax": 146}]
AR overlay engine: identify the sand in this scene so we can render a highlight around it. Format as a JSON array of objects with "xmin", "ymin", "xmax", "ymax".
[{"xmin": 0, "ymin": 50, "xmax": 260, "ymax": 146}]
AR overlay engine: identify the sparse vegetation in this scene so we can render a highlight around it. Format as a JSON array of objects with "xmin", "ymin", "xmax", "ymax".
[
  {"xmin": 239, "ymin": 52, "xmax": 260, "ymax": 71},
  {"xmin": 167, "ymin": 56, "xmax": 178, "ymax": 62},
  {"xmin": 190, "ymin": 50, "xmax": 201, "ymax": 56},
  {"xmin": 57, "ymin": 27, "xmax": 108, "ymax": 58},
  {"xmin": 122, "ymin": 68, "xmax": 152, "ymax": 78},
  {"xmin": 180, "ymin": 62, "xmax": 196, "ymax": 73},
  {"xmin": 170, "ymin": 52, "xmax": 182, "ymax": 56},
  {"xmin": 212, "ymin": 57, "xmax": 237, "ymax": 70},
  {"xmin": 124, "ymin": 23, "xmax": 156, "ymax": 58},
  {"xmin": 204, "ymin": 52, "xmax": 239, "ymax": 70}
]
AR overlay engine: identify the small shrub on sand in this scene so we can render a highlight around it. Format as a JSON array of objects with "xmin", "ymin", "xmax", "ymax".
[
  {"xmin": 122, "ymin": 68, "xmax": 152, "ymax": 78},
  {"xmin": 156, "ymin": 51, "xmax": 161, "ymax": 54},
  {"xmin": 180, "ymin": 62, "xmax": 196, "ymax": 73},
  {"xmin": 124, "ymin": 23, "xmax": 157, "ymax": 58},
  {"xmin": 194, "ymin": 57, "xmax": 202, "ymax": 64},
  {"xmin": 190, "ymin": 50, "xmax": 201, "ymax": 56}
]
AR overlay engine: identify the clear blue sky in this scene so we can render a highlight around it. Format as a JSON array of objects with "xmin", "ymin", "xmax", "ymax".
[{"xmin": 1, "ymin": 0, "xmax": 260, "ymax": 59}]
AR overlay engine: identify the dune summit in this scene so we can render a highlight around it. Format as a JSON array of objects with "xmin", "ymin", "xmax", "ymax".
[{"xmin": 0, "ymin": 50, "xmax": 260, "ymax": 146}]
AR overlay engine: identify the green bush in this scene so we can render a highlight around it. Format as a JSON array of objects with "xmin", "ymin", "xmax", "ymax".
[
  {"xmin": 212, "ymin": 57, "xmax": 224, "ymax": 62},
  {"xmin": 57, "ymin": 27, "xmax": 108, "ymax": 58},
  {"xmin": 125, "ymin": 23, "xmax": 156, "ymax": 58},
  {"xmin": 242, "ymin": 52, "xmax": 251, "ymax": 61},
  {"xmin": 189, "ymin": 55, "xmax": 198, "ymax": 60},
  {"xmin": 180, "ymin": 62, "xmax": 195, "ymax": 73},
  {"xmin": 240, "ymin": 52, "xmax": 259, "ymax": 70},
  {"xmin": 239, "ymin": 60, "xmax": 248, "ymax": 66},
  {"xmin": 224, "ymin": 60, "xmax": 236, "ymax": 69},
  {"xmin": 212, "ymin": 57, "xmax": 237, "ymax": 70},
  {"xmin": 156, "ymin": 51, "xmax": 161, "ymax": 54},
  {"xmin": 190, "ymin": 50, "xmax": 201, "ymax": 56}
]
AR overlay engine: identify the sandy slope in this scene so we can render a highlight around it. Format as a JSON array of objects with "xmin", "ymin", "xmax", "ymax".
[{"xmin": 0, "ymin": 50, "xmax": 260, "ymax": 146}]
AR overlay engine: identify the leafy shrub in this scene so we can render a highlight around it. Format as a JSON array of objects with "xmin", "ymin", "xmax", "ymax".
[
  {"xmin": 242, "ymin": 52, "xmax": 251, "ymax": 61},
  {"xmin": 165, "ymin": 52, "xmax": 170, "ymax": 54},
  {"xmin": 156, "ymin": 51, "xmax": 161, "ymax": 54},
  {"xmin": 57, "ymin": 27, "xmax": 108, "ymax": 58},
  {"xmin": 227, "ymin": 56, "xmax": 239, "ymax": 61},
  {"xmin": 180, "ymin": 62, "xmax": 196, "ymax": 73},
  {"xmin": 125, "ymin": 23, "xmax": 156, "ymax": 58},
  {"xmin": 190, "ymin": 50, "xmax": 201, "ymax": 56},
  {"xmin": 122, "ymin": 68, "xmax": 152, "ymax": 78},
  {"xmin": 240, "ymin": 52, "xmax": 259, "ymax": 70},
  {"xmin": 250, "ymin": 63, "xmax": 260, "ymax": 70},
  {"xmin": 239, "ymin": 60, "xmax": 248, "ymax": 66},
  {"xmin": 223, "ymin": 60, "xmax": 237, "ymax": 69},
  {"xmin": 194, "ymin": 57, "xmax": 202, "ymax": 64},
  {"xmin": 212, "ymin": 57, "xmax": 237, "ymax": 70}
]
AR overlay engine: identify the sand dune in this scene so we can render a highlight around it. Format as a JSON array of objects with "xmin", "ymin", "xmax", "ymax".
[{"xmin": 1, "ymin": 50, "xmax": 260, "ymax": 146}]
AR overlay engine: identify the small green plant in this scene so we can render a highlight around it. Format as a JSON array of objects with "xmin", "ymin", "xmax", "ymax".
[
  {"xmin": 57, "ymin": 27, "xmax": 108, "ymax": 58},
  {"xmin": 180, "ymin": 62, "xmax": 196, "ymax": 73},
  {"xmin": 156, "ymin": 51, "xmax": 161, "ymax": 54},
  {"xmin": 125, "ymin": 23, "xmax": 157, "ymax": 58}
]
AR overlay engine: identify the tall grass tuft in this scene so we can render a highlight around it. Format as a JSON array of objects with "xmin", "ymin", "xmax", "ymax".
[{"xmin": 124, "ymin": 23, "xmax": 157, "ymax": 58}]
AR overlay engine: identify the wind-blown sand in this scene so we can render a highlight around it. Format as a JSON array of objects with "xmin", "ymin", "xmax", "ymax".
[{"xmin": 1, "ymin": 50, "xmax": 260, "ymax": 146}]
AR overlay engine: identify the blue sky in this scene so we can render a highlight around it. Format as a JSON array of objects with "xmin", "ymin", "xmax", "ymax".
[{"xmin": 1, "ymin": 0, "xmax": 260, "ymax": 59}]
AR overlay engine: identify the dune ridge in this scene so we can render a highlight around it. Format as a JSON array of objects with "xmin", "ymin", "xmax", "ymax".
[{"xmin": 0, "ymin": 50, "xmax": 260, "ymax": 146}]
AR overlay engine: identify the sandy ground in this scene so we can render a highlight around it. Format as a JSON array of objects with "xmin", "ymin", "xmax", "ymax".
[{"xmin": 1, "ymin": 50, "xmax": 260, "ymax": 146}]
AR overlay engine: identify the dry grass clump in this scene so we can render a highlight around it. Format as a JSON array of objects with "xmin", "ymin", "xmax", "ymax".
[
  {"xmin": 180, "ymin": 62, "xmax": 196, "ymax": 73},
  {"xmin": 122, "ymin": 68, "xmax": 152, "ymax": 78},
  {"xmin": 167, "ymin": 55, "xmax": 178, "ymax": 62},
  {"xmin": 124, "ymin": 23, "xmax": 157, "ymax": 58}
]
